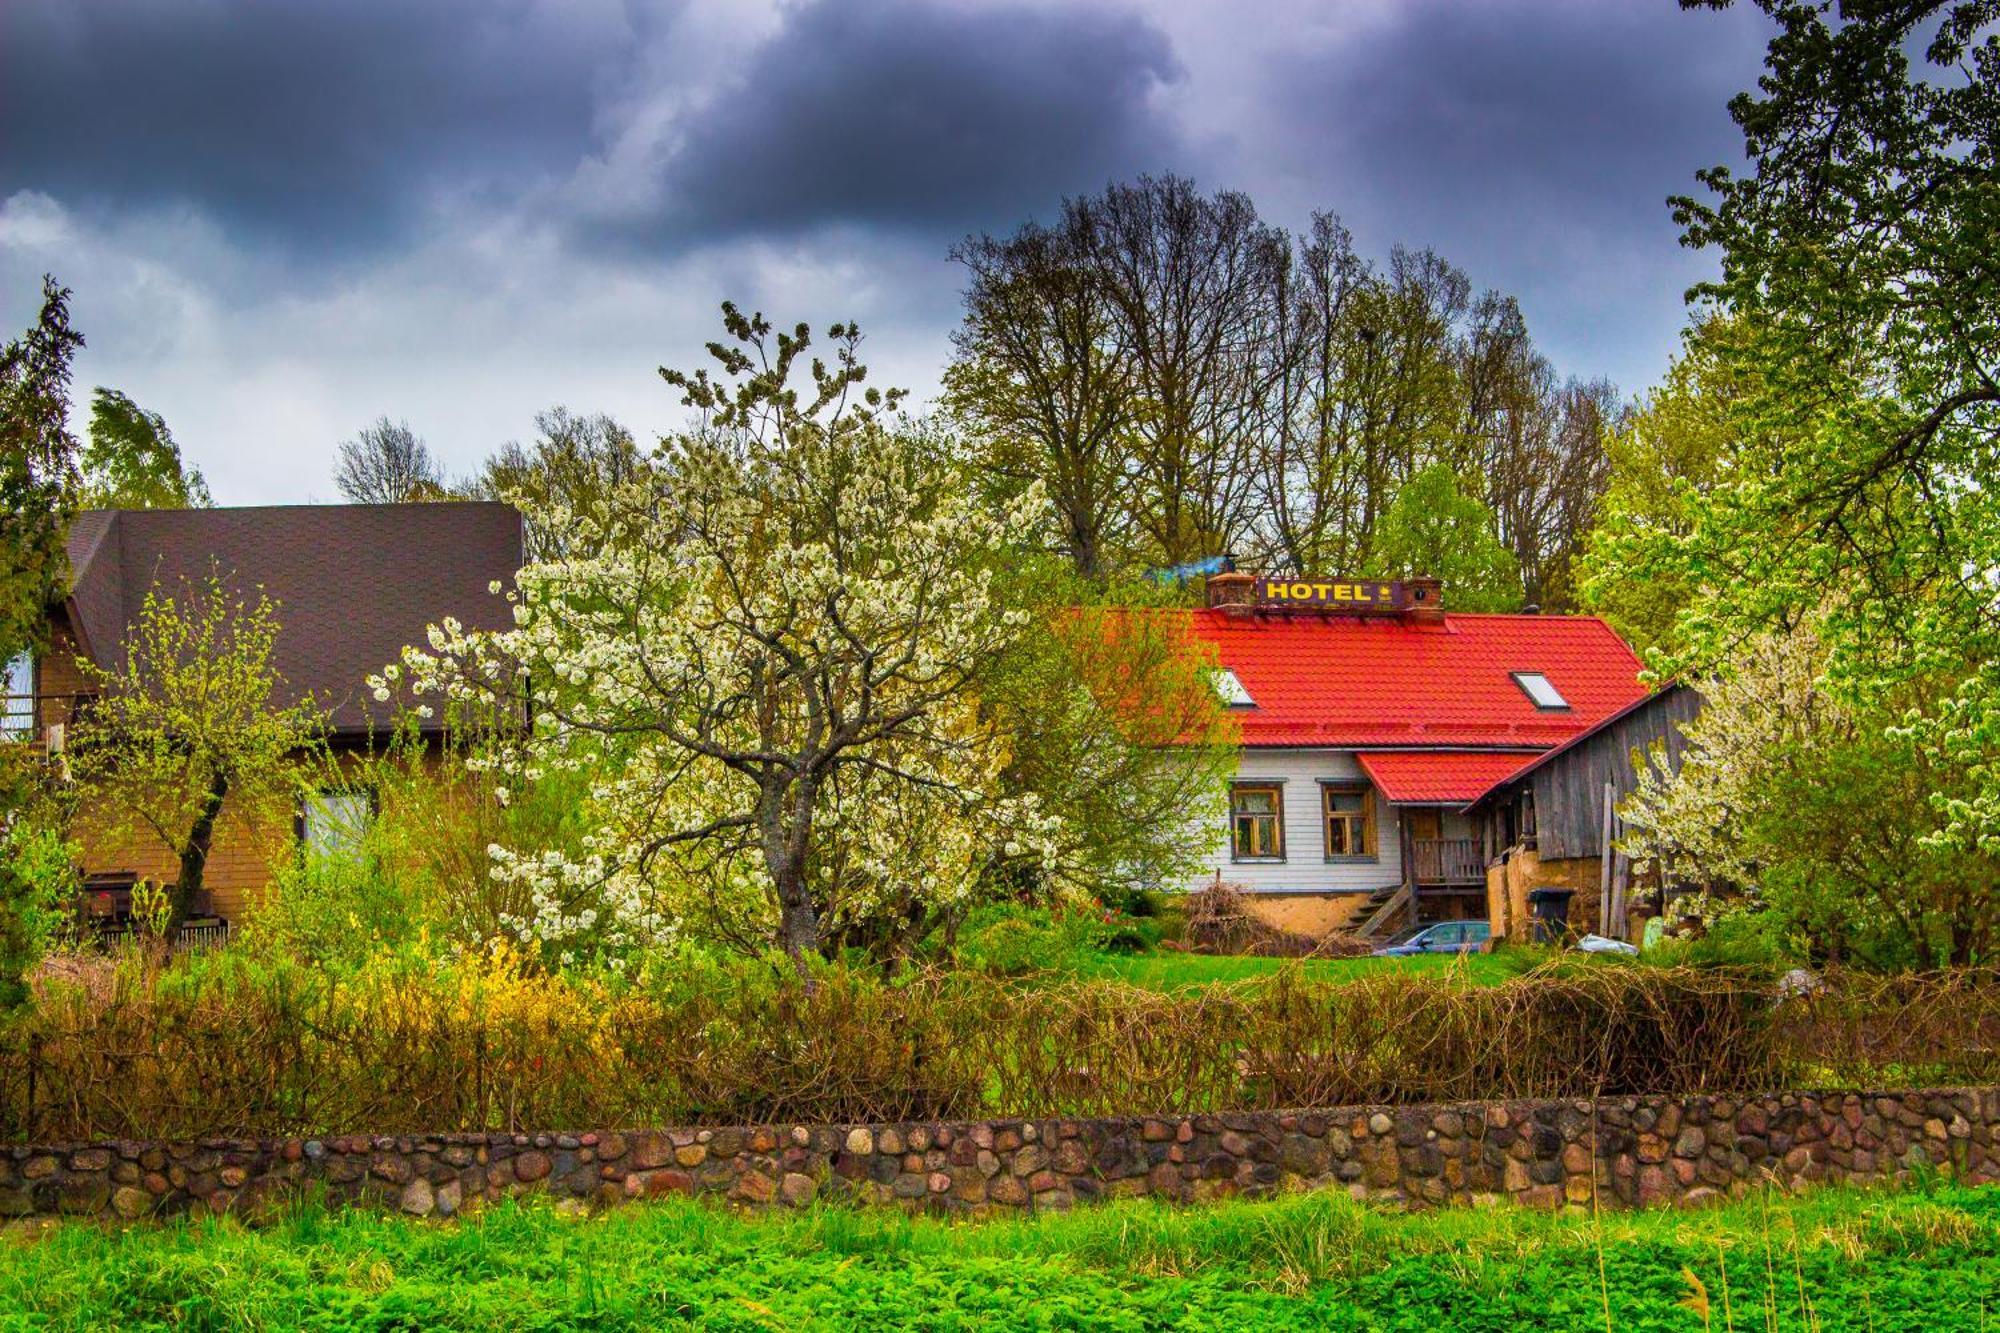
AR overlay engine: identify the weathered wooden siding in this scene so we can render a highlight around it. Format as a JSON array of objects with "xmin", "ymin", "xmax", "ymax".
[{"xmin": 1531, "ymin": 686, "xmax": 1703, "ymax": 861}]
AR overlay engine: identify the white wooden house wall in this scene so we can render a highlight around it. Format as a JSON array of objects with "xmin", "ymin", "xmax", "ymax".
[{"xmin": 1183, "ymin": 748, "xmax": 1481, "ymax": 896}]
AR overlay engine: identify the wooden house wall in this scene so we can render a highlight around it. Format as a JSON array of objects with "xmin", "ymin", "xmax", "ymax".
[{"xmin": 1531, "ymin": 687, "xmax": 1703, "ymax": 861}]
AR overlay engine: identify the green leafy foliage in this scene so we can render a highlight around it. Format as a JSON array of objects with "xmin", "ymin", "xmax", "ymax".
[
  {"xmin": 0, "ymin": 821, "xmax": 77, "ymax": 1009},
  {"xmin": 1640, "ymin": 2, "xmax": 2000, "ymax": 859},
  {"xmin": 4, "ymin": 1184, "xmax": 1999, "ymax": 1328},
  {"xmin": 80, "ymin": 388, "xmax": 211, "ymax": 509},
  {"xmin": 1369, "ymin": 463, "xmax": 1522, "ymax": 611},
  {"xmin": 1576, "ymin": 316, "xmax": 1742, "ymax": 654},
  {"xmin": 1624, "ymin": 619, "xmax": 2000, "ymax": 967},
  {"xmin": 0, "ymin": 276, "xmax": 82, "ymax": 669}
]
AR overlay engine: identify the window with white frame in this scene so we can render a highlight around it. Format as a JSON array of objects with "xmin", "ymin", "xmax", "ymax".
[{"xmin": 0, "ymin": 651, "xmax": 32, "ymax": 740}]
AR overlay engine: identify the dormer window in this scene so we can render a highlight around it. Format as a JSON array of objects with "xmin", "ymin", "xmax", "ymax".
[
  {"xmin": 1512, "ymin": 671, "xmax": 1569, "ymax": 711},
  {"xmin": 1212, "ymin": 668, "xmax": 1255, "ymax": 708}
]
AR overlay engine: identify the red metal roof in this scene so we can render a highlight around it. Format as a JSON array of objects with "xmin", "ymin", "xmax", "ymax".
[
  {"xmin": 1357, "ymin": 751, "xmax": 1539, "ymax": 804},
  {"xmin": 1186, "ymin": 608, "xmax": 1646, "ymax": 749}
]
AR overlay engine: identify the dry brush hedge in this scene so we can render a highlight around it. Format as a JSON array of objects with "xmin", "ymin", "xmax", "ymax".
[{"xmin": 1, "ymin": 960, "xmax": 1997, "ymax": 1142}]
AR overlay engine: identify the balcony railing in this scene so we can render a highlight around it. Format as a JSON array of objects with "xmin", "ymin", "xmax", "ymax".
[{"xmin": 1412, "ymin": 837, "xmax": 1485, "ymax": 886}]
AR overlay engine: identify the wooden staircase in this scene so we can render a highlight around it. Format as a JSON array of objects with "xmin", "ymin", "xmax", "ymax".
[{"xmin": 1352, "ymin": 882, "xmax": 1413, "ymax": 939}]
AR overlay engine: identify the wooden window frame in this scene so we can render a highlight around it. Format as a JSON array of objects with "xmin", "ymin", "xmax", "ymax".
[
  {"xmin": 1229, "ymin": 781, "xmax": 1286, "ymax": 862},
  {"xmin": 1320, "ymin": 781, "xmax": 1378, "ymax": 862}
]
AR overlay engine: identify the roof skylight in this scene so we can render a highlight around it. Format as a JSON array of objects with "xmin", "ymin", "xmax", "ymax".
[
  {"xmin": 1212, "ymin": 668, "xmax": 1255, "ymax": 708},
  {"xmin": 1511, "ymin": 671, "xmax": 1569, "ymax": 710}
]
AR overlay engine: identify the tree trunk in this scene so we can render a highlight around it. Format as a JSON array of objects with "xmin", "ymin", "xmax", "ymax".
[
  {"xmin": 171, "ymin": 772, "xmax": 230, "ymax": 933},
  {"xmin": 774, "ymin": 871, "xmax": 820, "ymax": 981}
]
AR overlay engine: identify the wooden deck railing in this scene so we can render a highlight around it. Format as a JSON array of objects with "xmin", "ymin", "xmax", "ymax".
[
  {"xmin": 1412, "ymin": 837, "xmax": 1485, "ymax": 885},
  {"xmin": 89, "ymin": 917, "xmax": 232, "ymax": 954}
]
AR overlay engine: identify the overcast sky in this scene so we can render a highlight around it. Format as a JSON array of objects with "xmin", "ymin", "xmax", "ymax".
[{"xmin": 1, "ymin": 0, "xmax": 1775, "ymax": 505}]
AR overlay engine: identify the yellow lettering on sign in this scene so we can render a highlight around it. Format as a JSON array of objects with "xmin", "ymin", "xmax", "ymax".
[
  {"xmin": 1265, "ymin": 581, "xmax": 1290, "ymax": 600},
  {"xmin": 1291, "ymin": 582, "xmax": 1313, "ymax": 600},
  {"xmin": 1332, "ymin": 584, "xmax": 1353, "ymax": 601}
]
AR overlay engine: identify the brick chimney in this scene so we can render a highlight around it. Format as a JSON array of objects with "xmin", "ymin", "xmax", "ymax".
[
  {"xmin": 1405, "ymin": 576, "xmax": 1445, "ymax": 624},
  {"xmin": 1206, "ymin": 571, "xmax": 1257, "ymax": 611}
]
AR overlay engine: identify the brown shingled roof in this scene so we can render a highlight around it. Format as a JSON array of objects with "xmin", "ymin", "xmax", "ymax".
[{"xmin": 65, "ymin": 503, "xmax": 523, "ymax": 735}]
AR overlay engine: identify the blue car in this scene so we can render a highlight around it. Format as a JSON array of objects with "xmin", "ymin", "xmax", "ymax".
[{"xmin": 1375, "ymin": 919, "xmax": 1491, "ymax": 957}]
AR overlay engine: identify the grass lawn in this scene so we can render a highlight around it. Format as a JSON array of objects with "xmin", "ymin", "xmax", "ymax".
[
  {"xmin": 4, "ymin": 1182, "xmax": 1996, "ymax": 1330},
  {"xmin": 1070, "ymin": 948, "xmax": 1527, "ymax": 990}
]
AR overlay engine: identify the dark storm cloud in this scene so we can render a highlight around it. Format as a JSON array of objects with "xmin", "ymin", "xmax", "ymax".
[
  {"xmin": 1293, "ymin": 1, "xmax": 1763, "ymax": 230},
  {"xmin": 621, "ymin": 0, "xmax": 1185, "ymax": 245},
  {"xmin": 1254, "ymin": 0, "xmax": 1772, "ymax": 384},
  {"xmin": 0, "ymin": 0, "xmax": 642, "ymax": 253}
]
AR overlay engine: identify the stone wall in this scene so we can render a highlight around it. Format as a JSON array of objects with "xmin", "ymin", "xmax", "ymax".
[{"xmin": 4, "ymin": 1087, "xmax": 1995, "ymax": 1224}]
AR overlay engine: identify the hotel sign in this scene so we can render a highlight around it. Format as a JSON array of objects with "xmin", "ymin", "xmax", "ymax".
[{"xmin": 1253, "ymin": 577, "xmax": 1406, "ymax": 613}]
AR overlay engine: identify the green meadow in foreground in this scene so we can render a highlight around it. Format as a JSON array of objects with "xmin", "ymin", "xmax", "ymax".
[{"xmin": 2, "ymin": 1183, "xmax": 1997, "ymax": 1331}]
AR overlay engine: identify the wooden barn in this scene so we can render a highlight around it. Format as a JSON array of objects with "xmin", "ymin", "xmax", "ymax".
[{"xmin": 1463, "ymin": 683, "xmax": 1703, "ymax": 942}]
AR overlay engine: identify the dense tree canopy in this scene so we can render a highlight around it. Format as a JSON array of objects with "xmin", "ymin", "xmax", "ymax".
[
  {"xmin": 1625, "ymin": 0, "xmax": 2000, "ymax": 858},
  {"xmin": 1368, "ymin": 464, "xmax": 1522, "ymax": 613},
  {"xmin": 947, "ymin": 176, "xmax": 1620, "ymax": 609},
  {"xmin": 81, "ymin": 388, "xmax": 211, "ymax": 509}
]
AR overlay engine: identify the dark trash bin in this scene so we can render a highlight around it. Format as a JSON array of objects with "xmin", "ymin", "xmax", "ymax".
[{"xmin": 1526, "ymin": 886, "xmax": 1575, "ymax": 944}]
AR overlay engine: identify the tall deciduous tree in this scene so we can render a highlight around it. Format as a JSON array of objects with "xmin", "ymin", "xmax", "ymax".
[
  {"xmin": 0, "ymin": 277, "xmax": 83, "ymax": 665},
  {"xmin": 70, "ymin": 575, "xmax": 325, "ymax": 930},
  {"xmin": 1369, "ymin": 464, "xmax": 1522, "ymax": 612},
  {"xmin": 1646, "ymin": 0, "xmax": 2000, "ymax": 853},
  {"xmin": 945, "ymin": 219, "xmax": 1134, "ymax": 579},
  {"xmin": 334, "ymin": 418, "xmax": 445, "ymax": 504},
  {"xmin": 945, "ymin": 179, "xmax": 1620, "ymax": 597},
  {"xmin": 82, "ymin": 388, "xmax": 212, "ymax": 509},
  {"xmin": 466, "ymin": 407, "xmax": 643, "ymax": 561}
]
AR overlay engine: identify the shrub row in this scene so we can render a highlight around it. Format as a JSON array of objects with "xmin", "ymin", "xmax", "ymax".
[{"xmin": 0, "ymin": 956, "xmax": 1996, "ymax": 1141}]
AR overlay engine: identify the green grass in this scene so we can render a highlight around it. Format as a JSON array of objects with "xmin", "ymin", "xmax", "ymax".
[
  {"xmin": 1068, "ymin": 948, "xmax": 1526, "ymax": 990},
  {"xmin": 4, "ymin": 1182, "xmax": 1997, "ymax": 1330}
]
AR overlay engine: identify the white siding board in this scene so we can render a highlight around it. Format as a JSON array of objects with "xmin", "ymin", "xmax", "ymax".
[{"xmin": 1192, "ymin": 749, "xmax": 1404, "ymax": 895}]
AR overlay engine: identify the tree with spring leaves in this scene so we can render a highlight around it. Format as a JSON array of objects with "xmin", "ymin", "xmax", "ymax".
[
  {"xmin": 81, "ymin": 388, "xmax": 212, "ymax": 509},
  {"xmin": 387, "ymin": 306, "xmax": 1067, "ymax": 972},
  {"xmin": 1369, "ymin": 464, "xmax": 1522, "ymax": 612},
  {"xmin": 69, "ymin": 575, "xmax": 325, "ymax": 932},
  {"xmin": 1646, "ymin": 1, "xmax": 2000, "ymax": 859},
  {"xmin": 1623, "ymin": 617, "xmax": 2000, "ymax": 967}
]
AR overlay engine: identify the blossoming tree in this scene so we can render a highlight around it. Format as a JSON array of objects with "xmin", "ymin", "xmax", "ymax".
[{"xmin": 388, "ymin": 309, "xmax": 1062, "ymax": 970}]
